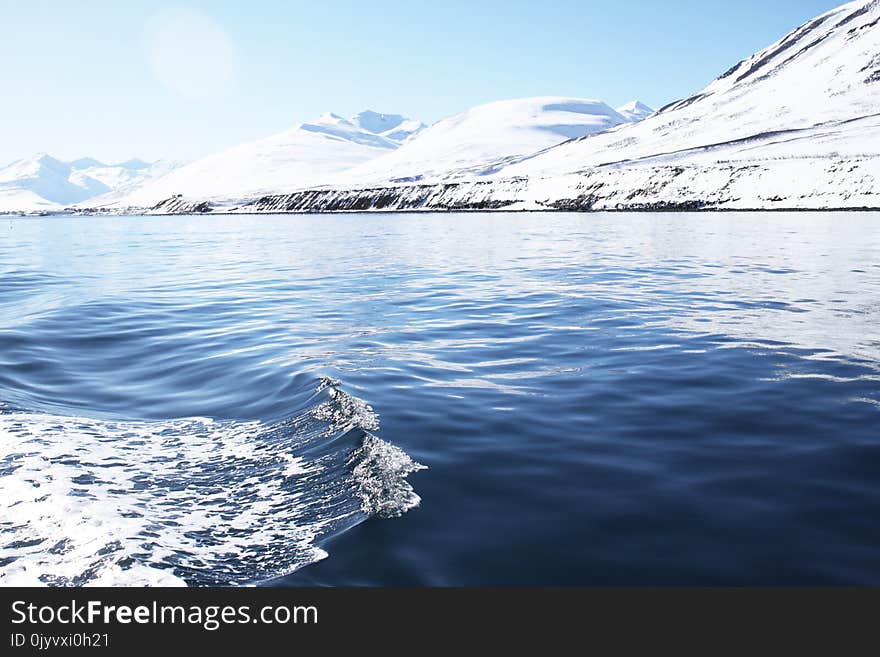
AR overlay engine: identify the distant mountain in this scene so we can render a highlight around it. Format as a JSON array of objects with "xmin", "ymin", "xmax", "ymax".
[
  {"xmin": 0, "ymin": 154, "xmax": 178, "ymax": 212},
  {"xmin": 615, "ymin": 101, "xmax": 654, "ymax": 123},
  {"xmin": 338, "ymin": 97, "xmax": 633, "ymax": 185},
  {"xmin": 0, "ymin": 154, "xmax": 88, "ymax": 208},
  {"xmin": 102, "ymin": 111, "xmax": 424, "ymax": 208}
]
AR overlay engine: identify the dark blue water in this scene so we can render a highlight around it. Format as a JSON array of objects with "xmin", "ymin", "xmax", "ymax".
[{"xmin": 1, "ymin": 212, "xmax": 879, "ymax": 586}]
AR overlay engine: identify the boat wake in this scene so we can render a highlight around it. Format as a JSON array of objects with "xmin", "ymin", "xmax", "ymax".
[{"xmin": 0, "ymin": 377, "xmax": 425, "ymax": 586}]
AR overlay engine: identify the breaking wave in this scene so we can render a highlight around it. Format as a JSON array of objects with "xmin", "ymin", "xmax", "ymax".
[{"xmin": 0, "ymin": 377, "xmax": 425, "ymax": 587}]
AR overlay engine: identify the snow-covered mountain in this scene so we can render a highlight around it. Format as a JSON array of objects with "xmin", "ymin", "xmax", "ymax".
[
  {"xmin": 338, "ymin": 97, "xmax": 634, "ymax": 184},
  {"xmin": 0, "ymin": 155, "xmax": 176, "ymax": 212},
  {"xmin": 615, "ymin": 101, "xmax": 654, "ymax": 123},
  {"xmin": 11, "ymin": 1, "xmax": 877, "ymax": 215},
  {"xmin": 237, "ymin": 0, "xmax": 880, "ymax": 213},
  {"xmin": 102, "ymin": 111, "xmax": 426, "ymax": 208}
]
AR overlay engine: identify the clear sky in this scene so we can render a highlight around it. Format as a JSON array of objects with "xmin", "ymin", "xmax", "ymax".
[{"xmin": 0, "ymin": 0, "xmax": 844, "ymax": 165}]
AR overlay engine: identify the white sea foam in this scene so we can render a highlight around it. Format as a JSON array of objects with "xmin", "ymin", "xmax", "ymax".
[
  {"xmin": 0, "ymin": 381, "xmax": 424, "ymax": 586},
  {"xmin": 349, "ymin": 435, "xmax": 426, "ymax": 518}
]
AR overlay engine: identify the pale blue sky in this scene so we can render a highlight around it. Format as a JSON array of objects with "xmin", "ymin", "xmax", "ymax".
[{"xmin": 0, "ymin": 0, "xmax": 841, "ymax": 165}]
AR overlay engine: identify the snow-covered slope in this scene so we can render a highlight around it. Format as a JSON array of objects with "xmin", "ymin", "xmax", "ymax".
[
  {"xmin": 337, "ymin": 97, "xmax": 630, "ymax": 184},
  {"xmin": 0, "ymin": 188, "xmax": 62, "ymax": 213},
  {"xmin": 0, "ymin": 155, "xmax": 175, "ymax": 213},
  {"xmin": 498, "ymin": 0, "xmax": 880, "ymax": 178},
  {"xmin": 103, "ymin": 111, "xmax": 424, "ymax": 208}
]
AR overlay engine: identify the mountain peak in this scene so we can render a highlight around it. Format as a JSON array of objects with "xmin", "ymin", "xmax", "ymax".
[
  {"xmin": 619, "ymin": 100, "xmax": 652, "ymax": 111},
  {"xmin": 31, "ymin": 152, "xmax": 65, "ymax": 166},
  {"xmin": 615, "ymin": 100, "xmax": 654, "ymax": 122}
]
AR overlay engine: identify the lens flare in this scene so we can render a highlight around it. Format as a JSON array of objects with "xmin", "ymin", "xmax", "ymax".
[{"xmin": 144, "ymin": 7, "xmax": 239, "ymax": 102}]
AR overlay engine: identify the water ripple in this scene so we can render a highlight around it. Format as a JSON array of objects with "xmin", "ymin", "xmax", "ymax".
[{"xmin": 1, "ymin": 211, "xmax": 879, "ymax": 585}]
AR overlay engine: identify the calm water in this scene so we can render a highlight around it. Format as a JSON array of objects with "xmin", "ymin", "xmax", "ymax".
[{"xmin": 1, "ymin": 212, "xmax": 879, "ymax": 586}]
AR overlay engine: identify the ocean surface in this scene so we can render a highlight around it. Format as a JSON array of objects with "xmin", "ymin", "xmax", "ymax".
[{"xmin": 1, "ymin": 211, "xmax": 879, "ymax": 586}]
